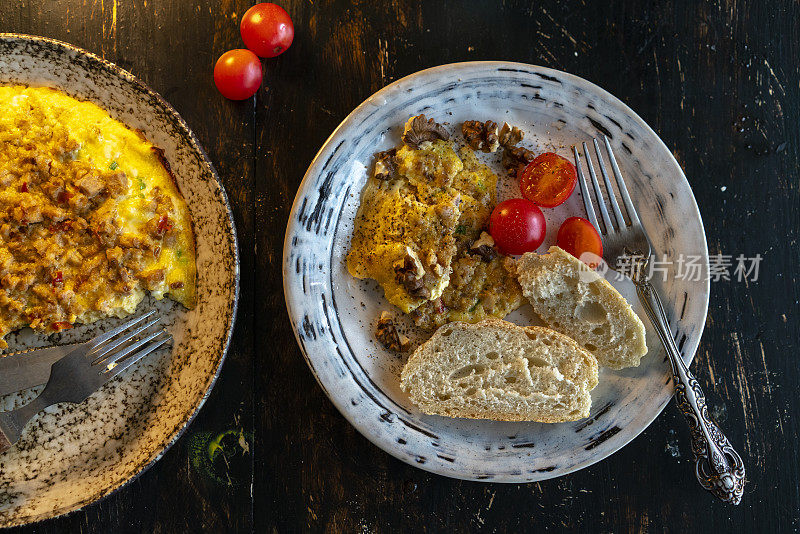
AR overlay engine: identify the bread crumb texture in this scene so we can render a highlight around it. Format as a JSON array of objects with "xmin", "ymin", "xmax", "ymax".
[
  {"xmin": 400, "ymin": 319, "xmax": 598, "ymax": 422},
  {"xmin": 515, "ymin": 246, "xmax": 648, "ymax": 370}
]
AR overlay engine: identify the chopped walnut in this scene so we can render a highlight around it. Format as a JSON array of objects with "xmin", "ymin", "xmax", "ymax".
[
  {"xmin": 373, "ymin": 149, "xmax": 397, "ymax": 180},
  {"xmin": 499, "ymin": 122, "xmax": 524, "ymax": 148},
  {"xmin": 469, "ymin": 231, "xmax": 498, "ymax": 262},
  {"xmin": 502, "ymin": 146, "xmax": 536, "ymax": 177},
  {"xmin": 402, "ymin": 115, "xmax": 450, "ymax": 149},
  {"xmin": 375, "ymin": 311, "xmax": 409, "ymax": 352},
  {"xmin": 394, "ymin": 252, "xmax": 431, "ymax": 299},
  {"xmin": 462, "ymin": 120, "xmax": 500, "ymax": 153}
]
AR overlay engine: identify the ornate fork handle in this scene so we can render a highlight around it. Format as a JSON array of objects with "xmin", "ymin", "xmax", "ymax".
[{"xmin": 631, "ymin": 258, "xmax": 745, "ymax": 504}]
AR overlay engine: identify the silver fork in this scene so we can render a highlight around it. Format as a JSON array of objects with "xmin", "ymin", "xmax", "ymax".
[
  {"xmin": 0, "ymin": 311, "xmax": 171, "ymax": 454},
  {"xmin": 573, "ymin": 137, "xmax": 745, "ymax": 504}
]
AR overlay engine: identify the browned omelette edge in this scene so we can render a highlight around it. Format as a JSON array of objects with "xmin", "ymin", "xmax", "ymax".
[{"xmin": 149, "ymin": 144, "xmax": 198, "ymax": 309}]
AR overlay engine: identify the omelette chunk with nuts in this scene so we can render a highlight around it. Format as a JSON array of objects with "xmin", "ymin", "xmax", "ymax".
[
  {"xmin": 411, "ymin": 148, "xmax": 523, "ymax": 330},
  {"xmin": 0, "ymin": 86, "xmax": 196, "ymax": 348},
  {"xmin": 348, "ymin": 115, "xmax": 523, "ymax": 330},
  {"xmin": 348, "ymin": 115, "xmax": 467, "ymax": 313}
]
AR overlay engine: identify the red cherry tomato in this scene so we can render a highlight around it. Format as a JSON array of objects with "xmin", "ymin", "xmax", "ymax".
[
  {"xmin": 214, "ymin": 49, "xmax": 263, "ymax": 100},
  {"xmin": 557, "ymin": 217, "xmax": 603, "ymax": 268},
  {"xmin": 519, "ymin": 152, "xmax": 578, "ymax": 208},
  {"xmin": 240, "ymin": 3, "xmax": 294, "ymax": 58},
  {"xmin": 489, "ymin": 198, "xmax": 546, "ymax": 255}
]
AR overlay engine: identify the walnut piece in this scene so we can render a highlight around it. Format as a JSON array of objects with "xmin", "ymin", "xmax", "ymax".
[
  {"xmin": 394, "ymin": 252, "xmax": 431, "ymax": 299},
  {"xmin": 375, "ymin": 311, "xmax": 409, "ymax": 352},
  {"xmin": 462, "ymin": 120, "xmax": 500, "ymax": 153},
  {"xmin": 470, "ymin": 231, "xmax": 498, "ymax": 262},
  {"xmin": 499, "ymin": 122, "xmax": 524, "ymax": 148},
  {"xmin": 373, "ymin": 148, "xmax": 397, "ymax": 180},
  {"xmin": 402, "ymin": 115, "xmax": 450, "ymax": 149},
  {"xmin": 502, "ymin": 146, "xmax": 536, "ymax": 177}
]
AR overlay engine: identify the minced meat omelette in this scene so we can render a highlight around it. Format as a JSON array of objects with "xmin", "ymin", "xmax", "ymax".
[
  {"xmin": 0, "ymin": 86, "xmax": 196, "ymax": 348},
  {"xmin": 347, "ymin": 115, "xmax": 522, "ymax": 341}
]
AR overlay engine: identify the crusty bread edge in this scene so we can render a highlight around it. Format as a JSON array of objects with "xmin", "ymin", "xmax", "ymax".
[
  {"xmin": 400, "ymin": 319, "xmax": 599, "ymax": 423},
  {"xmin": 515, "ymin": 246, "xmax": 648, "ymax": 370}
]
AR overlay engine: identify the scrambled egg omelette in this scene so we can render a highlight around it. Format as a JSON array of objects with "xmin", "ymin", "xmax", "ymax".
[
  {"xmin": 347, "ymin": 115, "xmax": 522, "ymax": 331},
  {"xmin": 0, "ymin": 86, "xmax": 196, "ymax": 348},
  {"xmin": 347, "ymin": 139, "xmax": 463, "ymax": 313}
]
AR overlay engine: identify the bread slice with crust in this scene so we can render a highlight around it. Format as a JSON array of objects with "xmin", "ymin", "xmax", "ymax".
[
  {"xmin": 515, "ymin": 246, "xmax": 648, "ymax": 370},
  {"xmin": 400, "ymin": 319, "xmax": 598, "ymax": 422}
]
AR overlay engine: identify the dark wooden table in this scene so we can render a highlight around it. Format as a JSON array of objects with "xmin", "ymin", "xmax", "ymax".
[{"xmin": 5, "ymin": 1, "xmax": 798, "ymax": 532}]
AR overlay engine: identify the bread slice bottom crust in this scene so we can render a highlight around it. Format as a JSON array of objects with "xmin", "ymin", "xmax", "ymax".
[{"xmin": 400, "ymin": 319, "xmax": 599, "ymax": 423}]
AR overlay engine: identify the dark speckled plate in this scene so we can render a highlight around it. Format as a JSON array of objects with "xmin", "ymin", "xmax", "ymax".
[
  {"xmin": 284, "ymin": 62, "xmax": 709, "ymax": 482},
  {"xmin": 0, "ymin": 35, "xmax": 238, "ymax": 526}
]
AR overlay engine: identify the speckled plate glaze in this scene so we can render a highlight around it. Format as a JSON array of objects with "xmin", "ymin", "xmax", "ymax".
[
  {"xmin": 284, "ymin": 62, "xmax": 708, "ymax": 482},
  {"xmin": 0, "ymin": 35, "xmax": 238, "ymax": 526}
]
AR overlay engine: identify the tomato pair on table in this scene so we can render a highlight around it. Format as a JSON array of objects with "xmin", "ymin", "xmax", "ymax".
[
  {"xmin": 489, "ymin": 152, "xmax": 602, "ymax": 264},
  {"xmin": 214, "ymin": 3, "xmax": 294, "ymax": 100}
]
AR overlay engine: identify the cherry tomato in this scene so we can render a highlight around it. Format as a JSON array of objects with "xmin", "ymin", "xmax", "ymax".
[
  {"xmin": 489, "ymin": 198, "xmax": 546, "ymax": 255},
  {"xmin": 556, "ymin": 217, "xmax": 603, "ymax": 268},
  {"xmin": 214, "ymin": 49, "xmax": 263, "ymax": 100},
  {"xmin": 240, "ymin": 3, "xmax": 294, "ymax": 58},
  {"xmin": 519, "ymin": 152, "xmax": 578, "ymax": 208}
]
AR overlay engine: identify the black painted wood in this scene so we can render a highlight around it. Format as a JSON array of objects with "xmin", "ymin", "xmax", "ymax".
[{"xmin": 3, "ymin": 0, "xmax": 798, "ymax": 531}]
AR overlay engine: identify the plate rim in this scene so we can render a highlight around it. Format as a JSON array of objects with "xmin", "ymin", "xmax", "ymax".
[
  {"xmin": 0, "ymin": 33, "xmax": 240, "ymax": 526},
  {"xmin": 285, "ymin": 60, "xmax": 709, "ymax": 482}
]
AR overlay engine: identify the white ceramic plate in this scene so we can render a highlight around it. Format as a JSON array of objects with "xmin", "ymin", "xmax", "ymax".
[
  {"xmin": 285, "ymin": 62, "xmax": 708, "ymax": 482},
  {"xmin": 0, "ymin": 35, "xmax": 238, "ymax": 526}
]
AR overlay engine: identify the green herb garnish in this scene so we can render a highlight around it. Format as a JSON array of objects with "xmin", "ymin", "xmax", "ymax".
[
  {"xmin": 455, "ymin": 224, "xmax": 468, "ymax": 235},
  {"xmin": 137, "ymin": 177, "xmax": 146, "ymax": 191},
  {"xmin": 109, "ymin": 161, "xmax": 119, "ymax": 170},
  {"xmin": 468, "ymin": 300, "xmax": 481, "ymax": 313}
]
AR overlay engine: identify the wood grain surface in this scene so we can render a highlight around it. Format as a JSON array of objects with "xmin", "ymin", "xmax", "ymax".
[{"xmin": 3, "ymin": 0, "xmax": 799, "ymax": 532}]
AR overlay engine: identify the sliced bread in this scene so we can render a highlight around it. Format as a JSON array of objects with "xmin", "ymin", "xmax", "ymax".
[
  {"xmin": 514, "ymin": 246, "xmax": 648, "ymax": 370},
  {"xmin": 400, "ymin": 319, "xmax": 599, "ymax": 422}
]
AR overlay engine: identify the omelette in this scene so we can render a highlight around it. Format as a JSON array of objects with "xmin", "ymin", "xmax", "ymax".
[
  {"xmin": 347, "ymin": 114, "xmax": 522, "ymax": 329},
  {"xmin": 0, "ymin": 85, "xmax": 196, "ymax": 348},
  {"xmin": 410, "ymin": 148, "xmax": 523, "ymax": 329},
  {"xmin": 346, "ymin": 139, "xmax": 463, "ymax": 313}
]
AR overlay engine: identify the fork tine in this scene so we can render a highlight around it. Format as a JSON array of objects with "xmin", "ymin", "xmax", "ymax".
[
  {"xmin": 88, "ymin": 310, "xmax": 157, "ymax": 349},
  {"xmin": 102, "ymin": 333, "xmax": 172, "ymax": 379},
  {"xmin": 603, "ymin": 136, "xmax": 640, "ymax": 226},
  {"xmin": 90, "ymin": 317, "xmax": 161, "ymax": 364},
  {"xmin": 572, "ymin": 146, "xmax": 601, "ymax": 232},
  {"xmin": 97, "ymin": 329, "xmax": 167, "ymax": 370},
  {"xmin": 581, "ymin": 142, "xmax": 615, "ymax": 234},
  {"xmin": 592, "ymin": 138, "xmax": 627, "ymax": 229}
]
